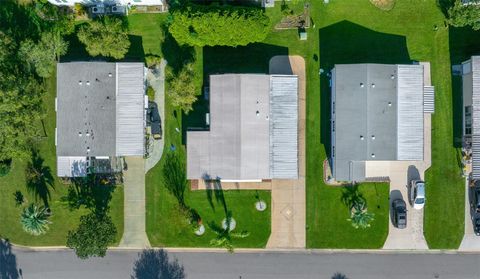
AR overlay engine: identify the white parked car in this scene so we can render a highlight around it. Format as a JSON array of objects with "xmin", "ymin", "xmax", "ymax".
[{"xmin": 409, "ymin": 180, "xmax": 425, "ymax": 210}]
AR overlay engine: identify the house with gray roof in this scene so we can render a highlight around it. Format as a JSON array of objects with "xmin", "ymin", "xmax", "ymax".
[
  {"xmin": 461, "ymin": 56, "xmax": 480, "ymax": 179},
  {"xmin": 55, "ymin": 62, "xmax": 146, "ymax": 177},
  {"xmin": 331, "ymin": 63, "xmax": 434, "ymax": 182},
  {"xmin": 187, "ymin": 74, "xmax": 298, "ymax": 181}
]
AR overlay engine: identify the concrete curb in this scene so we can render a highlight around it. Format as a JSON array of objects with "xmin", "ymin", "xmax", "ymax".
[{"xmin": 8, "ymin": 241, "xmax": 480, "ymax": 255}]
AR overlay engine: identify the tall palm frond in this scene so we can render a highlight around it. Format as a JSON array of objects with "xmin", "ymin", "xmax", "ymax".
[{"xmin": 20, "ymin": 204, "xmax": 51, "ymax": 236}]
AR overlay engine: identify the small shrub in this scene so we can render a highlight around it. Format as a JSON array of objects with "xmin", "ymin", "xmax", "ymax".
[
  {"xmin": 0, "ymin": 159, "xmax": 12, "ymax": 177},
  {"xmin": 145, "ymin": 54, "xmax": 162, "ymax": 68},
  {"xmin": 147, "ymin": 86, "xmax": 155, "ymax": 102}
]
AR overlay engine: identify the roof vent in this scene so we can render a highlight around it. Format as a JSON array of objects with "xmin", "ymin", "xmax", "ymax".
[
  {"xmin": 391, "ymin": 75, "xmax": 395, "ymax": 80},
  {"xmin": 86, "ymin": 132, "xmax": 90, "ymax": 137},
  {"xmin": 360, "ymin": 83, "xmax": 364, "ymax": 88},
  {"xmin": 86, "ymin": 81, "xmax": 90, "ymax": 86},
  {"xmin": 371, "ymin": 153, "xmax": 375, "ymax": 158},
  {"xmin": 360, "ymin": 135, "xmax": 364, "ymax": 140},
  {"xmin": 87, "ymin": 147, "xmax": 90, "ymax": 153},
  {"xmin": 388, "ymin": 102, "xmax": 392, "ymax": 107},
  {"xmin": 371, "ymin": 135, "xmax": 376, "ymax": 140},
  {"xmin": 256, "ymin": 111, "xmax": 260, "ymax": 117},
  {"xmin": 265, "ymin": 115, "xmax": 269, "ymax": 120},
  {"xmin": 78, "ymin": 132, "xmax": 82, "ymax": 137},
  {"xmin": 371, "ymin": 83, "xmax": 376, "ymax": 88},
  {"xmin": 79, "ymin": 81, "xmax": 82, "ymax": 85},
  {"xmin": 108, "ymin": 73, "xmax": 112, "ymax": 77}
]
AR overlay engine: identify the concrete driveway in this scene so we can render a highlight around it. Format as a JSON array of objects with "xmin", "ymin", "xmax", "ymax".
[
  {"xmin": 145, "ymin": 60, "xmax": 166, "ymax": 173},
  {"xmin": 266, "ymin": 55, "xmax": 306, "ymax": 248},
  {"xmin": 119, "ymin": 156, "xmax": 150, "ymax": 248},
  {"xmin": 459, "ymin": 177, "xmax": 478, "ymax": 251}
]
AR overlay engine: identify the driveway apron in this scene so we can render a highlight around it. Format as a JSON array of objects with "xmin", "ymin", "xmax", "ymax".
[{"xmin": 119, "ymin": 156, "xmax": 150, "ymax": 248}]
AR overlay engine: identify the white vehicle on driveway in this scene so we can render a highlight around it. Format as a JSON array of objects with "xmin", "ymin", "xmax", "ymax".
[{"xmin": 409, "ymin": 180, "xmax": 425, "ymax": 210}]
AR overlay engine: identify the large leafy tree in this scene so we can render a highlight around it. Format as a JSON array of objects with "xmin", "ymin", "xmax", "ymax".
[
  {"xmin": 448, "ymin": 0, "xmax": 480, "ymax": 30},
  {"xmin": 66, "ymin": 213, "xmax": 117, "ymax": 259},
  {"xmin": 166, "ymin": 63, "xmax": 197, "ymax": 113},
  {"xmin": 20, "ymin": 31, "xmax": 68, "ymax": 78},
  {"xmin": 0, "ymin": 73, "xmax": 45, "ymax": 161},
  {"xmin": 20, "ymin": 204, "xmax": 51, "ymax": 236},
  {"xmin": 169, "ymin": 5, "xmax": 270, "ymax": 47},
  {"xmin": 77, "ymin": 16, "xmax": 130, "ymax": 59}
]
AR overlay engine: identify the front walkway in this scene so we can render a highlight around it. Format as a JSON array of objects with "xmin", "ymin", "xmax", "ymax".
[
  {"xmin": 145, "ymin": 60, "xmax": 166, "ymax": 173},
  {"xmin": 459, "ymin": 177, "xmax": 478, "ymax": 251},
  {"xmin": 266, "ymin": 55, "xmax": 306, "ymax": 248},
  {"xmin": 119, "ymin": 156, "xmax": 150, "ymax": 248}
]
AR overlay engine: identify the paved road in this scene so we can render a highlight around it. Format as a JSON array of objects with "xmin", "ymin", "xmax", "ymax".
[{"xmin": 3, "ymin": 242, "xmax": 480, "ymax": 279}]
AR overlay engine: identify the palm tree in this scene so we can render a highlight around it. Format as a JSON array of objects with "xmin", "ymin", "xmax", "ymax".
[
  {"xmin": 209, "ymin": 213, "xmax": 249, "ymax": 253},
  {"xmin": 347, "ymin": 200, "xmax": 375, "ymax": 229},
  {"xmin": 20, "ymin": 204, "xmax": 51, "ymax": 236}
]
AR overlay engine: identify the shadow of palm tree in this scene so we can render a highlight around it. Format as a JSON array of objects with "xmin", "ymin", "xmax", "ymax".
[
  {"xmin": 332, "ymin": 272, "xmax": 349, "ymax": 279},
  {"xmin": 25, "ymin": 149, "xmax": 54, "ymax": 208},
  {"xmin": 131, "ymin": 249, "xmax": 185, "ymax": 279},
  {"xmin": 203, "ymin": 175, "xmax": 228, "ymax": 214},
  {"xmin": 0, "ymin": 239, "xmax": 20, "ymax": 279},
  {"xmin": 340, "ymin": 184, "xmax": 365, "ymax": 209},
  {"xmin": 163, "ymin": 152, "xmax": 187, "ymax": 209}
]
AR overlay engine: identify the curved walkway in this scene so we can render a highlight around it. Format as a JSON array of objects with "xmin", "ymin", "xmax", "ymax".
[{"xmin": 145, "ymin": 60, "xmax": 166, "ymax": 173}]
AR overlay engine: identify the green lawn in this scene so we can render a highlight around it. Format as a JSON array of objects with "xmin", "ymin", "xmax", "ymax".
[
  {"xmin": 143, "ymin": 0, "xmax": 465, "ymax": 249},
  {"xmin": 301, "ymin": 0, "xmax": 464, "ymax": 248},
  {"xmin": 0, "ymin": 73, "xmax": 124, "ymax": 246}
]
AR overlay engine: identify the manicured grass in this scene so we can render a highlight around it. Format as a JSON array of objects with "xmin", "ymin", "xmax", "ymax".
[
  {"xmin": 300, "ymin": 0, "xmax": 464, "ymax": 248},
  {"xmin": 0, "ymin": 73, "xmax": 124, "ymax": 246}
]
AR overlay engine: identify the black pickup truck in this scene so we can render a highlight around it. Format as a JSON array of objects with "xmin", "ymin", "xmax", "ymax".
[{"xmin": 148, "ymin": 101, "xmax": 162, "ymax": 140}]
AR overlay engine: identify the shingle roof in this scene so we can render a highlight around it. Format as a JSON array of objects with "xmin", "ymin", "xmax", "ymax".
[
  {"xmin": 332, "ymin": 64, "xmax": 425, "ymax": 182},
  {"xmin": 56, "ymin": 62, "xmax": 145, "ymax": 161},
  {"xmin": 187, "ymin": 74, "xmax": 298, "ymax": 180}
]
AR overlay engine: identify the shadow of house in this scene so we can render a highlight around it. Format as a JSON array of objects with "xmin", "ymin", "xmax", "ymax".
[
  {"xmin": 131, "ymin": 249, "xmax": 185, "ymax": 279},
  {"xmin": 182, "ymin": 43, "xmax": 289, "ymax": 144},
  {"xmin": 448, "ymin": 27, "xmax": 480, "ymax": 147},
  {"xmin": 124, "ymin": 35, "xmax": 146, "ymax": 62},
  {"xmin": 0, "ymin": 239, "xmax": 20, "ymax": 279},
  {"xmin": 319, "ymin": 21, "xmax": 411, "ymax": 157}
]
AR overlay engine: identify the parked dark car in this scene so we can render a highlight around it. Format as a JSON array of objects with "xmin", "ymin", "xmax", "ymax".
[
  {"xmin": 148, "ymin": 101, "xmax": 162, "ymax": 140},
  {"xmin": 474, "ymin": 213, "xmax": 480, "ymax": 236},
  {"xmin": 472, "ymin": 185, "xmax": 480, "ymax": 213},
  {"xmin": 392, "ymin": 199, "xmax": 407, "ymax": 229}
]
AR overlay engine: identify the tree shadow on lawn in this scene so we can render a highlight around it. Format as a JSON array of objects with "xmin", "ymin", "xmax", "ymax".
[
  {"xmin": 63, "ymin": 174, "xmax": 117, "ymax": 215},
  {"xmin": 319, "ymin": 20, "xmax": 411, "ymax": 158},
  {"xmin": 131, "ymin": 249, "xmax": 185, "ymax": 279},
  {"xmin": 181, "ymin": 43, "xmax": 289, "ymax": 144},
  {"xmin": 0, "ymin": 239, "xmax": 20, "ymax": 279},
  {"xmin": 25, "ymin": 148, "xmax": 55, "ymax": 209},
  {"xmin": 448, "ymin": 27, "xmax": 480, "ymax": 148},
  {"xmin": 202, "ymin": 175, "xmax": 228, "ymax": 214}
]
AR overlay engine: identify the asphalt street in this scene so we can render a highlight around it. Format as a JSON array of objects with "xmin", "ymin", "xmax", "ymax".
[{"xmin": 3, "ymin": 241, "xmax": 480, "ymax": 279}]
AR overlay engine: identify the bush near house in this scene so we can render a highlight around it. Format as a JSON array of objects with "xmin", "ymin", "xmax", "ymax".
[{"xmin": 168, "ymin": 5, "xmax": 270, "ymax": 47}]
